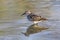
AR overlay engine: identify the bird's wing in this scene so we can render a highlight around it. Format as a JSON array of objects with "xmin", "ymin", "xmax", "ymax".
[{"xmin": 30, "ymin": 14, "xmax": 41, "ymax": 21}]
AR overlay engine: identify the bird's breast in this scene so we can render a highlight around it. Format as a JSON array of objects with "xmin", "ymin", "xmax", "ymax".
[{"xmin": 27, "ymin": 15, "xmax": 32, "ymax": 21}]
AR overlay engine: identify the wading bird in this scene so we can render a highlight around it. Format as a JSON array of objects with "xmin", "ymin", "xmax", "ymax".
[
  {"xmin": 21, "ymin": 10, "xmax": 48, "ymax": 36},
  {"xmin": 21, "ymin": 10, "xmax": 47, "ymax": 25}
]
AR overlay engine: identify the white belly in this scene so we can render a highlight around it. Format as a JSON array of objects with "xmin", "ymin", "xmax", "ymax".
[{"xmin": 33, "ymin": 21, "xmax": 42, "ymax": 24}]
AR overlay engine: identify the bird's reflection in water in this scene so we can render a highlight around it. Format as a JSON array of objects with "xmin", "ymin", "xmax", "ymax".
[{"xmin": 22, "ymin": 24, "xmax": 48, "ymax": 36}]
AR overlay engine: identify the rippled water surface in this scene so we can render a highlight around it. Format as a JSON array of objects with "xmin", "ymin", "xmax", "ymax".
[{"xmin": 0, "ymin": 0, "xmax": 60, "ymax": 40}]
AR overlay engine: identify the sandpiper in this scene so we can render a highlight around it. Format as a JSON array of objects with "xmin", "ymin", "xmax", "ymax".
[{"xmin": 21, "ymin": 10, "xmax": 47, "ymax": 24}]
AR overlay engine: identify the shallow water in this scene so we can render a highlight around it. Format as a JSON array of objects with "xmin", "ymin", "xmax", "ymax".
[{"xmin": 0, "ymin": 0, "xmax": 60, "ymax": 40}]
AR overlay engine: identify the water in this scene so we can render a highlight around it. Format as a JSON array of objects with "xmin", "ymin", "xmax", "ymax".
[{"xmin": 0, "ymin": 0, "xmax": 60, "ymax": 40}]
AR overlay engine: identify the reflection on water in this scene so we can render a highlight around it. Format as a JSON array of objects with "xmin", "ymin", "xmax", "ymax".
[
  {"xmin": 0, "ymin": 0, "xmax": 60, "ymax": 40},
  {"xmin": 22, "ymin": 24, "xmax": 48, "ymax": 36}
]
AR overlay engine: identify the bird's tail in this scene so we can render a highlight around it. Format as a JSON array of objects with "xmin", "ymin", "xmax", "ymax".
[{"xmin": 41, "ymin": 18, "xmax": 48, "ymax": 20}]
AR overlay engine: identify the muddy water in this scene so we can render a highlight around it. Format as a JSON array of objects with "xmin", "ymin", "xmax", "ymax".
[{"xmin": 0, "ymin": 0, "xmax": 60, "ymax": 40}]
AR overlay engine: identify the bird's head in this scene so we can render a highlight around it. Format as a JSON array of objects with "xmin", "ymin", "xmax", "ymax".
[{"xmin": 21, "ymin": 10, "xmax": 32, "ymax": 16}]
